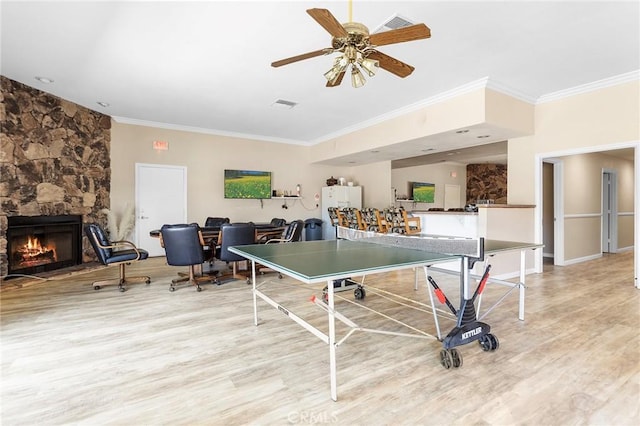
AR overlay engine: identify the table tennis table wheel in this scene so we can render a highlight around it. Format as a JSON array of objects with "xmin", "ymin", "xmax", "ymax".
[
  {"xmin": 450, "ymin": 348, "xmax": 463, "ymax": 368},
  {"xmin": 478, "ymin": 333, "xmax": 499, "ymax": 352},
  {"xmin": 354, "ymin": 286, "xmax": 366, "ymax": 300},
  {"xmin": 439, "ymin": 348, "xmax": 462, "ymax": 369}
]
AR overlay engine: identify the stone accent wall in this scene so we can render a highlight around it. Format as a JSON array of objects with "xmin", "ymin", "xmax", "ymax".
[
  {"xmin": 0, "ymin": 76, "xmax": 111, "ymax": 276},
  {"xmin": 466, "ymin": 163, "xmax": 507, "ymax": 204}
]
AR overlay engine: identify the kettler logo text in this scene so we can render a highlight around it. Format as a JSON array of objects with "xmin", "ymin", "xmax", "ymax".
[{"xmin": 462, "ymin": 327, "xmax": 482, "ymax": 340}]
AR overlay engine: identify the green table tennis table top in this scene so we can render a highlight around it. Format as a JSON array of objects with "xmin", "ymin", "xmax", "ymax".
[
  {"xmin": 230, "ymin": 238, "xmax": 540, "ymax": 284},
  {"xmin": 230, "ymin": 239, "xmax": 455, "ymax": 284}
]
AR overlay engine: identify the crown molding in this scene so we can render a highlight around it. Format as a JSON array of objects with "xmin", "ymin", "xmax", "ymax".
[
  {"xmin": 537, "ymin": 70, "xmax": 640, "ymax": 104},
  {"xmin": 111, "ymin": 116, "xmax": 308, "ymax": 146},
  {"xmin": 485, "ymin": 80, "xmax": 538, "ymax": 104}
]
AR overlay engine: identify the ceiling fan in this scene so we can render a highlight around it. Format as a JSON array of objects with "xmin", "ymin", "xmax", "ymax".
[{"xmin": 271, "ymin": 3, "xmax": 431, "ymax": 88}]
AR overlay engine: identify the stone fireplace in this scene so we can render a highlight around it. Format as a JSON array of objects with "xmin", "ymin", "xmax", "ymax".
[{"xmin": 1, "ymin": 76, "xmax": 111, "ymax": 278}]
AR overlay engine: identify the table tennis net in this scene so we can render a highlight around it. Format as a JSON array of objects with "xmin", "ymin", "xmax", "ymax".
[{"xmin": 336, "ymin": 226, "xmax": 483, "ymax": 258}]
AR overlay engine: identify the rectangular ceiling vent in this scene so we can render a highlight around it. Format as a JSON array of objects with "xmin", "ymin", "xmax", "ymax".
[
  {"xmin": 373, "ymin": 14, "xmax": 416, "ymax": 33},
  {"xmin": 271, "ymin": 99, "xmax": 298, "ymax": 109}
]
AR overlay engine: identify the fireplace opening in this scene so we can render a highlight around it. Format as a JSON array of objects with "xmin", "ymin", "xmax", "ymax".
[{"xmin": 7, "ymin": 215, "xmax": 83, "ymax": 277}]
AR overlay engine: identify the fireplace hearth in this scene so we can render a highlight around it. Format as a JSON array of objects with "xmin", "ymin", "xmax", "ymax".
[{"xmin": 7, "ymin": 215, "xmax": 83, "ymax": 277}]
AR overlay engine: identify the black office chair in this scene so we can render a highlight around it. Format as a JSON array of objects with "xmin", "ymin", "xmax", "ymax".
[
  {"xmin": 215, "ymin": 222, "xmax": 256, "ymax": 284},
  {"xmin": 269, "ymin": 217, "xmax": 287, "ymax": 227},
  {"xmin": 204, "ymin": 217, "xmax": 230, "ymax": 227},
  {"xmin": 84, "ymin": 223, "xmax": 151, "ymax": 292},
  {"xmin": 160, "ymin": 223, "xmax": 213, "ymax": 292},
  {"xmin": 202, "ymin": 217, "xmax": 229, "ymax": 264},
  {"xmin": 265, "ymin": 219, "xmax": 303, "ymax": 244},
  {"xmin": 257, "ymin": 220, "xmax": 304, "ymax": 278}
]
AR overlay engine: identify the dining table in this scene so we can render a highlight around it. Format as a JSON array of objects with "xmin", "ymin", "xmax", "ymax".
[{"xmin": 148, "ymin": 222, "xmax": 286, "ymax": 244}]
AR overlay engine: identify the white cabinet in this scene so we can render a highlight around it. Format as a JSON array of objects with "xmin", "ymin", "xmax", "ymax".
[{"xmin": 321, "ymin": 186, "xmax": 362, "ymax": 240}]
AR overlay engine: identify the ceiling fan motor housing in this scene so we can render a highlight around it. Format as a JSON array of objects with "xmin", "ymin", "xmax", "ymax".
[{"xmin": 332, "ymin": 22, "xmax": 370, "ymax": 51}]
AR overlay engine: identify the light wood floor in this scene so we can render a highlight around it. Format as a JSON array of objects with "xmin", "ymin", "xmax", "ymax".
[{"xmin": 1, "ymin": 252, "xmax": 638, "ymax": 425}]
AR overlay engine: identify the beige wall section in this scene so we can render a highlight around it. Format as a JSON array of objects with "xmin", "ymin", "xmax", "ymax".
[
  {"xmin": 619, "ymin": 215, "xmax": 635, "ymax": 249},
  {"xmin": 351, "ymin": 161, "xmax": 392, "ymax": 208},
  {"xmin": 562, "ymin": 154, "xmax": 602, "ymax": 215},
  {"xmin": 310, "ymin": 89, "xmax": 487, "ymax": 162},
  {"xmin": 507, "ymin": 135, "xmax": 537, "ymax": 204},
  {"xmin": 478, "ymin": 207, "xmax": 536, "ymax": 278},
  {"xmin": 564, "ymin": 217, "xmax": 602, "ymax": 260},
  {"xmin": 110, "ymin": 122, "xmax": 345, "ymax": 225},
  {"xmin": 485, "ymin": 89, "xmax": 535, "ymax": 135},
  {"xmin": 535, "ymin": 81, "xmax": 639, "ymax": 153},
  {"xmin": 391, "ymin": 163, "xmax": 467, "ymax": 209},
  {"xmin": 508, "ymin": 80, "xmax": 639, "ymax": 205}
]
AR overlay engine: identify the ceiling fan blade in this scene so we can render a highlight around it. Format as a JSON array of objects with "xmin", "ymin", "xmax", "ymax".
[
  {"xmin": 271, "ymin": 49, "xmax": 330, "ymax": 68},
  {"xmin": 366, "ymin": 51, "xmax": 415, "ymax": 78},
  {"xmin": 307, "ymin": 8, "xmax": 348, "ymax": 38},
  {"xmin": 326, "ymin": 70, "xmax": 346, "ymax": 87},
  {"xmin": 369, "ymin": 23, "xmax": 431, "ymax": 47}
]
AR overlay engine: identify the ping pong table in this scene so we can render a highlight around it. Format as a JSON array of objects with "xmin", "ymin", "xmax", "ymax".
[{"xmin": 230, "ymin": 235, "xmax": 541, "ymax": 401}]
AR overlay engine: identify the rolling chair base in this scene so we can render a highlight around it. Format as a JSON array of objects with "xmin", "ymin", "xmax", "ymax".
[
  {"xmin": 93, "ymin": 275, "xmax": 151, "ymax": 292},
  {"xmin": 170, "ymin": 267, "xmax": 216, "ymax": 292}
]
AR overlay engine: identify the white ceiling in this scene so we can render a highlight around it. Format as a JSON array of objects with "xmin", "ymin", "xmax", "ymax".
[{"xmin": 1, "ymin": 1, "xmax": 638, "ymax": 166}]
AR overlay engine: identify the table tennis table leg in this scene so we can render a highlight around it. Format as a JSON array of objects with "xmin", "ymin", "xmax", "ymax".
[
  {"xmin": 326, "ymin": 278, "xmax": 338, "ymax": 401},
  {"xmin": 251, "ymin": 260, "xmax": 259, "ymax": 326},
  {"xmin": 424, "ymin": 266, "xmax": 443, "ymax": 341},
  {"xmin": 461, "ymin": 256, "xmax": 471, "ymax": 301},
  {"xmin": 519, "ymin": 249, "xmax": 526, "ymax": 321}
]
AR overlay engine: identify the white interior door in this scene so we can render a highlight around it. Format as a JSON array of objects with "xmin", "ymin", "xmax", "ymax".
[
  {"xmin": 135, "ymin": 163, "xmax": 187, "ymax": 256},
  {"xmin": 444, "ymin": 184, "xmax": 461, "ymax": 210}
]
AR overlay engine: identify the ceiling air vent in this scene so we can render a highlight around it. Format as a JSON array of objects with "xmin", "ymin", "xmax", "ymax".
[
  {"xmin": 374, "ymin": 14, "xmax": 416, "ymax": 33},
  {"xmin": 271, "ymin": 99, "xmax": 298, "ymax": 109}
]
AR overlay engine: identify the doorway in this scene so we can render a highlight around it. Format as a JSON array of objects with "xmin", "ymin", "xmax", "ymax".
[{"xmin": 135, "ymin": 163, "xmax": 187, "ymax": 257}]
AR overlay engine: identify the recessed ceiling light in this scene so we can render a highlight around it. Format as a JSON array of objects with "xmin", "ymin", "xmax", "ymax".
[
  {"xmin": 96, "ymin": 101, "xmax": 110, "ymax": 107},
  {"xmin": 35, "ymin": 76, "xmax": 54, "ymax": 83},
  {"xmin": 455, "ymin": 129, "xmax": 469, "ymax": 134},
  {"xmin": 477, "ymin": 135, "xmax": 490, "ymax": 138}
]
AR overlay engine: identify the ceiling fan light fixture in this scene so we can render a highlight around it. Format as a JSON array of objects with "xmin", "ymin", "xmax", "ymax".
[
  {"xmin": 324, "ymin": 63, "xmax": 346, "ymax": 83},
  {"xmin": 358, "ymin": 57, "xmax": 379, "ymax": 77},
  {"xmin": 351, "ymin": 65, "xmax": 366, "ymax": 88}
]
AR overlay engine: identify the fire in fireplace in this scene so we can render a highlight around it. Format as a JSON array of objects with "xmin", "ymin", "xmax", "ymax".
[
  {"xmin": 12, "ymin": 235, "xmax": 58, "ymax": 267},
  {"xmin": 7, "ymin": 215, "xmax": 83, "ymax": 277}
]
